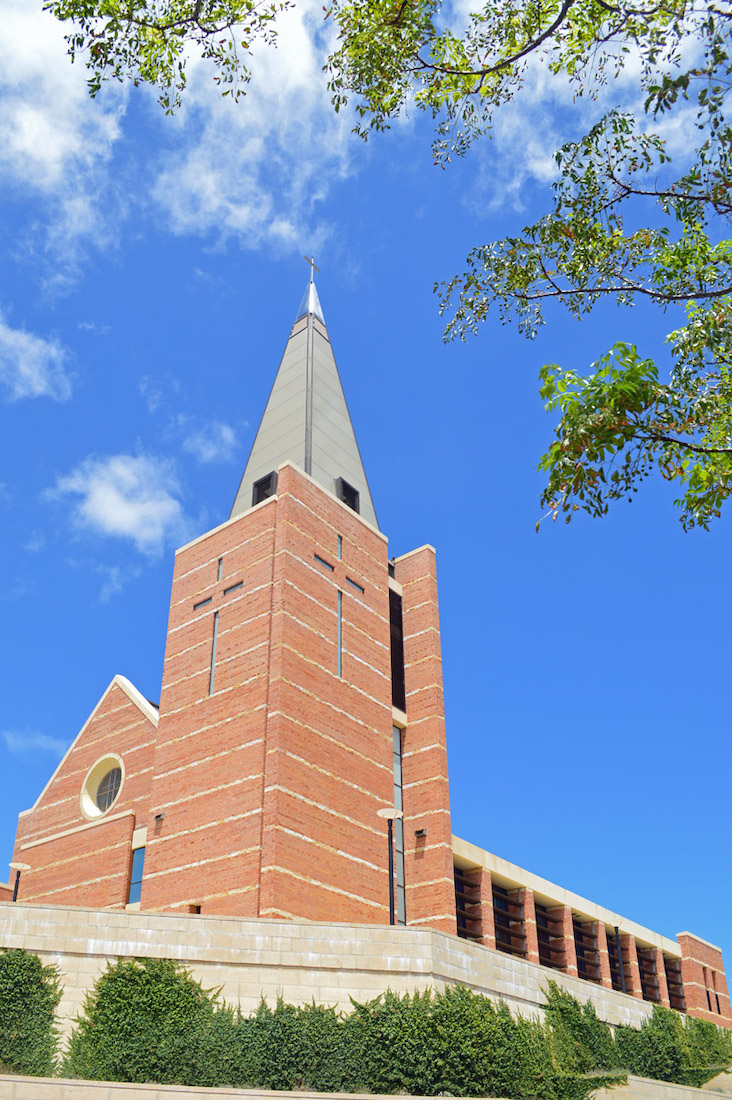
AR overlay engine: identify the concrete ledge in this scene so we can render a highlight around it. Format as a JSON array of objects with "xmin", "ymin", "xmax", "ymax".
[{"xmin": 1, "ymin": 1078, "xmax": 730, "ymax": 1100}]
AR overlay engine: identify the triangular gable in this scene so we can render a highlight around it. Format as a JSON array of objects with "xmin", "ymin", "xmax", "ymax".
[{"xmin": 22, "ymin": 675, "xmax": 158, "ymax": 816}]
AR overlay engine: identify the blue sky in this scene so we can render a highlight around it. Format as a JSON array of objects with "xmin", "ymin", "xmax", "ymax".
[{"xmin": 1, "ymin": 0, "xmax": 730, "ymax": 971}]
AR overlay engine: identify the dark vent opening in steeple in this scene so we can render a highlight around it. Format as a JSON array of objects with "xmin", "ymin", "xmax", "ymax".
[
  {"xmin": 335, "ymin": 477, "xmax": 360, "ymax": 514},
  {"xmin": 252, "ymin": 471, "xmax": 278, "ymax": 506}
]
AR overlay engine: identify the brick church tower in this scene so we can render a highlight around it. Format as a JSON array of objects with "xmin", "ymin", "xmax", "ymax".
[
  {"xmin": 9, "ymin": 275, "xmax": 456, "ymax": 934},
  {"xmin": 5, "ymin": 275, "xmax": 731, "ymax": 1031}
]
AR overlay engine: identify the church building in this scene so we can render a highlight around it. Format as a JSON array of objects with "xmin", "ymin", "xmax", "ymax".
[{"xmin": 3, "ymin": 276, "xmax": 730, "ymax": 1031}]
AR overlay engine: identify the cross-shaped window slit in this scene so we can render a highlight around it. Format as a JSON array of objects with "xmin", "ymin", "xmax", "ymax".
[
  {"xmin": 312, "ymin": 545, "xmax": 364, "ymax": 678},
  {"xmin": 194, "ymin": 569, "xmax": 245, "ymax": 695}
]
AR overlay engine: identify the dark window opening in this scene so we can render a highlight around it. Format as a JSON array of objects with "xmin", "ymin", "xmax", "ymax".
[
  {"xmin": 389, "ymin": 589, "xmax": 406, "ymax": 712},
  {"xmin": 335, "ymin": 477, "xmax": 360, "ymax": 514},
  {"xmin": 96, "ymin": 767, "xmax": 122, "ymax": 812},
  {"xmin": 127, "ymin": 846, "xmax": 145, "ymax": 904},
  {"xmin": 493, "ymin": 883, "xmax": 526, "ymax": 959},
  {"xmin": 573, "ymin": 917, "xmax": 601, "ymax": 983},
  {"xmin": 189, "ymin": 904, "xmax": 201, "ymax": 915},
  {"xmin": 314, "ymin": 553, "xmax": 334, "ymax": 572},
  {"xmin": 252, "ymin": 471, "xmax": 278, "ymax": 506},
  {"xmin": 223, "ymin": 581, "xmax": 243, "ymax": 595},
  {"xmin": 637, "ymin": 945, "xmax": 661, "ymax": 1003},
  {"xmin": 535, "ymin": 903, "xmax": 566, "ymax": 971},
  {"xmin": 346, "ymin": 576, "xmax": 364, "ymax": 594},
  {"xmin": 455, "ymin": 866, "xmax": 482, "ymax": 941},
  {"xmin": 193, "ymin": 597, "xmax": 212, "ymax": 610},
  {"xmin": 607, "ymin": 928, "xmax": 625, "ymax": 992},
  {"xmin": 664, "ymin": 955, "xmax": 686, "ymax": 1012},
  {"xmin": 388, "ymin": 560, "xmax": 396, "ymax": 578}
]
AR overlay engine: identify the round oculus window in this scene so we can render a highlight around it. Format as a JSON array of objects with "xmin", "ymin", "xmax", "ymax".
[
  {"xmin": 80, "ymin": 755, "xmax": 125, "ymax": 820},
  {"xmin": 96, "ymin": 767, "xmax": 121, "ymax": 811}
]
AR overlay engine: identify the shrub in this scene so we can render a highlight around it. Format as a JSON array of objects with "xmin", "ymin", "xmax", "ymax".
[
  {"xmin": 231, "ymin": 999, "xmax": 354, "ymax": 1091},
  {"xmin": 63, "ymin": 957, "xmax": 235, "ymax": 1085},
  {"xmin": 544, "ymin": 981, "xmax": 622, "ymax": 1073},
  {"xmin": 616, "ymin": 1005, "xmax": 732, "ymax": 1088},
  {"xmin": 0, "ymin": 948, "xmax": 61, "ymax": 1077}
]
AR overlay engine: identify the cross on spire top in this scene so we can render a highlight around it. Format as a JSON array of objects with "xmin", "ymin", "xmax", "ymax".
[{"xmin": 304, "ymin": 255, "xmax": 320, "ymax": 285}]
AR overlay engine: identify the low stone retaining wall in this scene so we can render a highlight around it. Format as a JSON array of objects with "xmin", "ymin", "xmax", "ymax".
[
  {"xmin": 1, "ymin": 901, "xmax": 655, "ymax": 1042},
  {"xmin": 1, "ymin": 1078, "xmax": 731, "ymax": 1100}
]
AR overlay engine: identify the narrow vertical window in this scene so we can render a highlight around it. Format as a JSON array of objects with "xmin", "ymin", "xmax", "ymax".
[
  {"xmin": 209, "ymin": 611, "xmax": 219, "ymax": 695},
  {"xmin": 337, "ymin": 535, "xmax": 342, "ymax": 560},
  {"xmin": 392, "ymin": 725, "xmax": 406, "ymax": 925},
  {"xmin": 337, "ymin": 590, "xmax": 343, "ymax": 678},
  {"xmin": 128, "ymin": 847, "xmax": 145, "ymax": 904},
  {"xmin": 389, "ymin": 589, "xmax": 406, "ymax": 712},
  {"xmin": 217, "ymin": 557, "xmax": 223, "ymax": 581}
]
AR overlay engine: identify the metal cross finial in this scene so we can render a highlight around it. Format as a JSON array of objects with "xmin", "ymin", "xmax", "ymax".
[{"xmin": 304, "ymin": 255, "xmax": 320, "ymax": 285}]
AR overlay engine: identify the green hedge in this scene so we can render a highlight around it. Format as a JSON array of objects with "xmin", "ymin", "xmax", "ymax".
[
  {"xmin": 55, "ymin": 962, "xmax": 732, "ymax": 1093},
  {"xmin": 0, "ymin": 948, "xmax": 61, "ymax": 1077}
]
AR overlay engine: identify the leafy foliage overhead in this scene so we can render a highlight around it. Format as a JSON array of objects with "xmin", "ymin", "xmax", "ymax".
[
  {"xmin": 44, "ymin": 0, "xmax": 292, "ymax": 111},
  {"xmin": 46, "ymin": 0, "xmax": 732, "ymax": 527}
]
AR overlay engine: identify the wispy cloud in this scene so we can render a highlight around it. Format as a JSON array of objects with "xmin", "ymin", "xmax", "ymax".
[
  {"xmin": 96, "ymin": 563, "xmax": 143, "ymax": 602},
  {"xmin": 48, "ymin": 452, "xmax": 190, "ymax": 555},
  {"xmin": 0, "ymin": 0, "xmax": 124, "ymax": 281},
  {"xmin": 151, "ymin": 0, "xmax": 351, "ymax": 252},
  {"xmin": 182, "ymin": 420, "xmax": 239, "ymax": 464},
  {"xmin": 0, "ymin": 313, "xmax": 71, "ymax": 400},
  {"xmin": 78, "ymin": 320, "xmax": 111, "ymax": 336},
  {"xmin": 2, "ymin": 730, "xmax": 67, "ymax": 758}
]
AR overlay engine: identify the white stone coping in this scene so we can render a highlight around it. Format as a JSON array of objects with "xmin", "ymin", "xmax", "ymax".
[{"xmin": 452, "ymin": 835, "xmax": 682, "ymax": 956}]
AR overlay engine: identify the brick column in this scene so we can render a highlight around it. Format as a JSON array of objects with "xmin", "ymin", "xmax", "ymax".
[
  {"xmin": 594, "ymin": 923, "xmax": 613, "ymax": 989},
  {"xmin": 678, "ymin": 932, "xmax": 732, "ymax": 1027},
  {"xmin": 654, "ymin": 948, "xmax": 670, "ymax": 1006},
  {"xmin": 477, "ymin": 868, "xmax": 496, "ymax": 949},
  {"xmin": 620, "ymin": 933, "xmax": 643, "ymax": 999},
  {"xmin": 554, "ymin": 905, "xmax": 578, "ymax": 976},
  {"xmin": 523, "ymin": 888, "xmax": 540, "ymax": 965}
]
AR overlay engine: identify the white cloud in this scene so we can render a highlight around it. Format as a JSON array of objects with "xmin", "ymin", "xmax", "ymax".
[
  {"xmin": 0, "ymin": 313, "xmax": 72, "ymax": 401},
  {"xmin": 24, "ymin": 533, "xmax": 45, "ymax": 553},
  {"xmin": 3, "ymin": 730, "xmax": 67, "ymax": 758},
  {"xmin": 151, "ymin": 0, "xmax": 351, "ymax": 251},
  {"xmin": 49, "ymin": 453, "xmax": 189, "ymax": 555},
  {"xmin": 182, "ymin": 421, "xmax": 239, "ymax": 463},
  {"xmin": 0, "ymin": 0, "xmax": 124, "ymax": 277},
  {"xmin": 95, "ymin": 563, "xmax": 142, "ymax": 602}
]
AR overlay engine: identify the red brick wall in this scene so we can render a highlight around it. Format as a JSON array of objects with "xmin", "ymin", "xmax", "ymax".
[
  {"xmin": 10, "ymin": 681, "xmax": 156, "ymax": 907},
  {"xmin": 678, "ymin": 933, "xmax": 732, "ymax": 1027},
  {"xmin": 259, "ymin": 467, "xmax": 393, "ymax": 923},
  {"xmin": 144, "ymin": 463, "xmax": 396, "ymax": 922},
  {"xmin": 395, "ymin": 547, "xmax": 456, "ymax": 935}
]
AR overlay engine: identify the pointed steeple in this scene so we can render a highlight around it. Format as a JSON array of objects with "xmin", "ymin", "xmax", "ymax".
[{"xmin": 230, "ymin": 278, "xmax": 378, "ymax": 529}]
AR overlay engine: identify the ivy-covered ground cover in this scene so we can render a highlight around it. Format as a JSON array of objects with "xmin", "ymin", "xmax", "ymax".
[{"xmin": 2, "ymin": 949, "xmax": 732, "ymax": 1094}]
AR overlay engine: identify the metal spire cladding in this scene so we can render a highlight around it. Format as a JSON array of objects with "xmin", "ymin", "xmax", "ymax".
[{"xmin": 229, "ymin": 278, "xmax": 378, "ymax": 529}]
